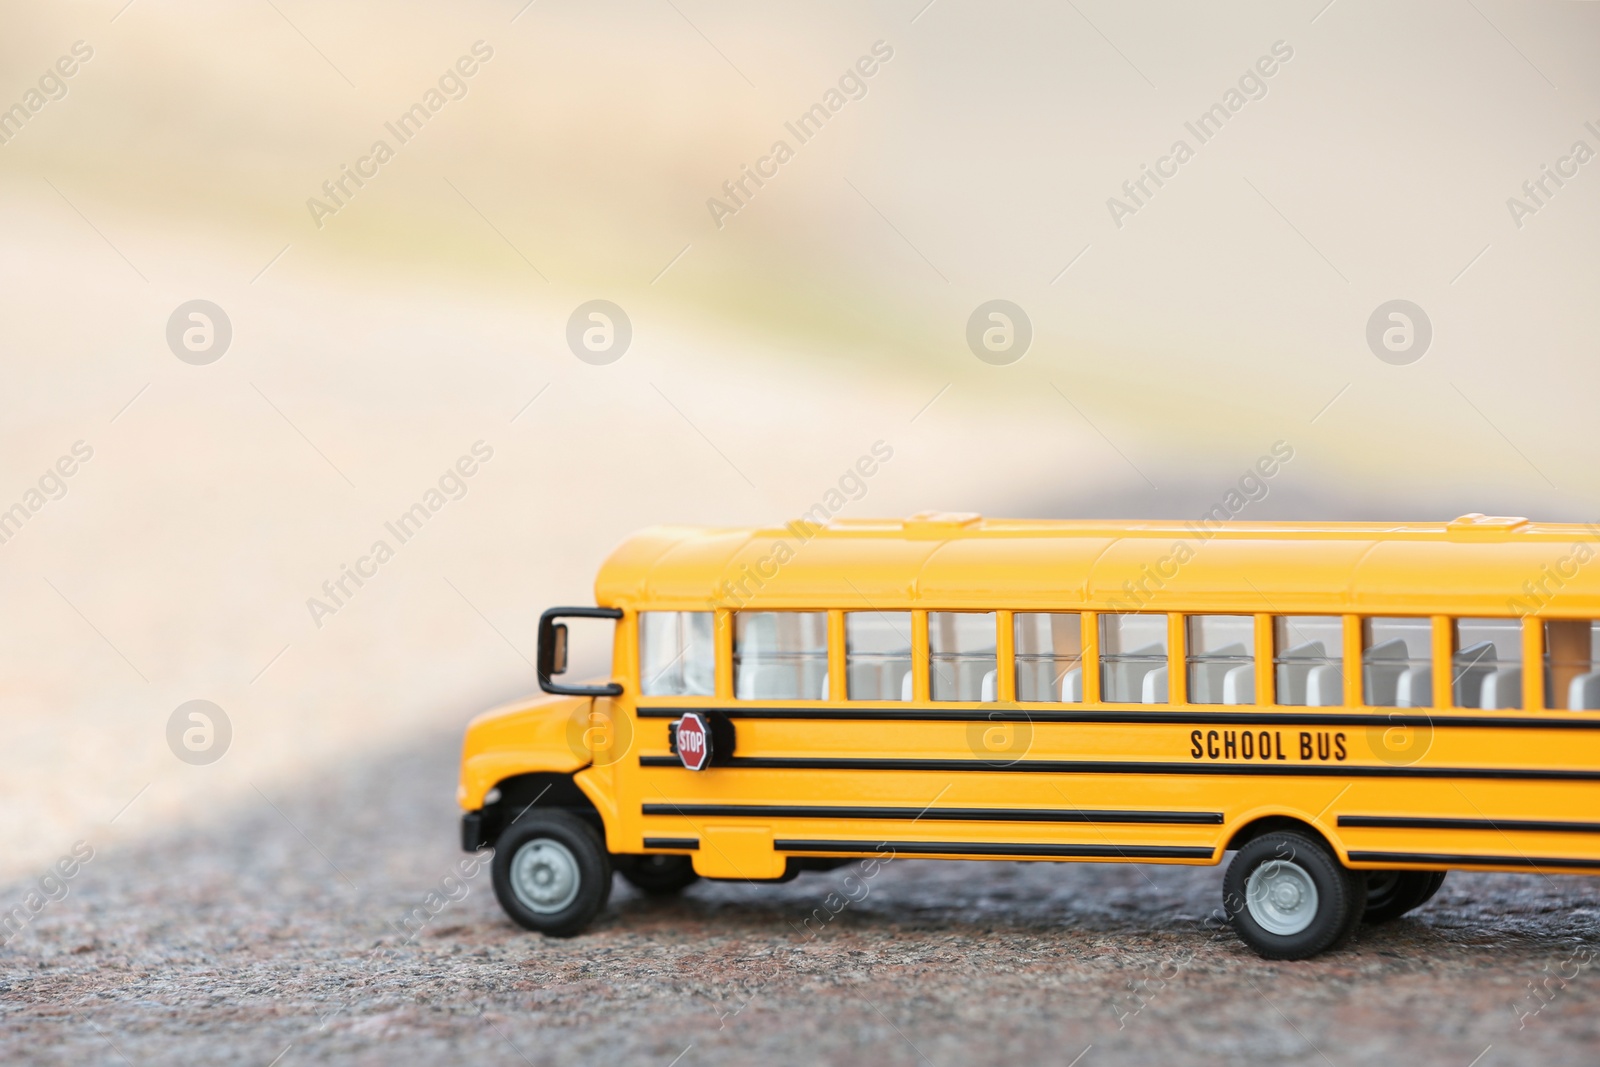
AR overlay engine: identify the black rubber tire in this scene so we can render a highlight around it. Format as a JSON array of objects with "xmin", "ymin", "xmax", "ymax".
[
  {"xmin": 616, "ymin": 854, "xmax": 700, "ymax": 896},
  {"xmin": 491, "ymin": 811, "xmax": 611, "ymax": 937},
  {"xmin": 1224, "ymin": 831, "xmax": 1364, "ymax": 960},
  {"xmin": 1415, "ymin": 871, "xmax": 1447, "ymax": 908},
  {"xmin": 596, "ymin": 844, "xmax": 615, "ymax": 912},
  {"xmin": 1332, "ymin": 866, "xmax": 1370, "ymax": 947},
  {"xmin": 1361, "ymin": 870, "xmax": 1437, "ymax": 924}
]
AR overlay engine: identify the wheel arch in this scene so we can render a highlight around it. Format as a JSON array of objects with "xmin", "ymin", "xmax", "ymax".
[
  {"xmin": 1224, "ymin": 812, "xmax": 1341, "ymax": 857},
  {"xmin": 478, "ymin": 771, "xmax": 604, "ymax": 848}
]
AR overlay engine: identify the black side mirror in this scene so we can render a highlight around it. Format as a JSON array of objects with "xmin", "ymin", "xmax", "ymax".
[{"xmin": 537, "ymin": 607, "xmax": 623, "ymax": 696}]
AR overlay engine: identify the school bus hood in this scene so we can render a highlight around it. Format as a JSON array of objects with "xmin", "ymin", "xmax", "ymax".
[{"xmin": 457, "ymin": 691, "xmax": 590, "ymax": 809}]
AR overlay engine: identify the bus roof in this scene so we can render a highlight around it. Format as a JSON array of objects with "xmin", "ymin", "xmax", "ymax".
[{"xmin": 594, "ymin": 513, "xmax": 1600, "ymax": 617}]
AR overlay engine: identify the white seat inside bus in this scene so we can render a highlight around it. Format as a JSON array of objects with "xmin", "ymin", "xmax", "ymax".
[
  {"xmin": 933, "ymin": 660, "xmax": 992, "ymax": 701},
  {"xmin": 735, "ymin": 664, "xmax": 784, "ymax": 700},
  {"xmin": 734, "ymin": 665, "xmax": 759, "ymax": 699},
  {"xmin": 1452, "ymin": 641, "xmax": 1498, "ymax": 708},
  {"xmin": 1222, "ymin": 663, "xmax": 1254, "ymax": 705},
  {"xmin": 1396, "ymin": 666, "xmax": 1431, "ymax": 707},
  {"xmin": 1141, "ymin": 665, "xmax": 1168, "ymax": 704},
  {"xmin": 1363, "ymin": 639, "xmax": 1410, "ymax": 705},
  {"xmin": 1569, "ymin": 671, "xmax": 1600, "ymax": 711},
  {"xmin": 1189, "ymin": 643, "xmax": 1250, "ymax": 703},
  {"xmin": 1304, "ymin": 663, "xmax": 1342, "ymax": 706},
  {"xmin": 849, "ymin": 660, "xmax": 911, "ymax": 701},
  {"xmin": 1105, "ymin": 643, "xmax": 1166, "ymax": 703},
  {"xmin": 1480, "ymin": 666, "xmax": 1522, "ymax": 709},
  {"xmin": 1278, "ymin": 641, "xmax": 1333, "ymax": 705},
  {"xmin": 1015, "ymin": 661, "xmax": 1083, "ymax": 702},
  {"xmin": 980, "ymin": 669, "xmax": 997, "ymax": 702}
]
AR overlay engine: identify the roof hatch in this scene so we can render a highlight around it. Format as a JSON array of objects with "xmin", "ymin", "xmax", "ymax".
[
  {"xmin": 1446, "ymin": 513, "xmax": 1530, "ymax": 541},
  {"xmin": 901, "ymin": 511, "xmax": 983, "ymax": 537}
]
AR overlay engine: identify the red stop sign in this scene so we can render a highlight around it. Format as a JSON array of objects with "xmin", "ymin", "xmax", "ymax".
[{"xmin": 675, "ymin": 712, "xmax": 711, "ymax": 771}]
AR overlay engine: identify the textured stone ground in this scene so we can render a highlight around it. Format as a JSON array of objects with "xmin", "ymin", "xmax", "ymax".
[{"xmin": 5, "ymin": 729, "xmax": 1600, "ymax": 1066}]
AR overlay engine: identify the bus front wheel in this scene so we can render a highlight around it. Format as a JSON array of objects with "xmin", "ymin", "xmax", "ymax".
[
  {"xmin": 1224, "ymin": 831, "xmax": 1366, "ymax": 960},
  {"xmin": 491, "ymin": 811, "xmax": 612, "ymax": 937}
]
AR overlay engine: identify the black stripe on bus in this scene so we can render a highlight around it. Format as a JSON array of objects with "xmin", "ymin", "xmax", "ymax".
[
  {"xmin": 1347, "ymin": 850, "xmax": 1600, "ymax": 872},
  {"xmin": 635, "ymin": 706, "xmax": 1600, "ymax": 730},
  {"xmin": 773, "ymin": 839, "xmax": 1214, "ymax": 860},
  {"xmin": 641, "ymin": 803, "xmax": 1223, "ymax": 825},
  {"xmin": 637, "ymin": 754, "xmax": 1600, "ymax": 782},
  {"xmin": 642, "ymin": 837, "xmax": 698, "ymax": 850},
  {"xmin": 1340, "ymin": 815, "xmax": 1600, "ymax": 835}
]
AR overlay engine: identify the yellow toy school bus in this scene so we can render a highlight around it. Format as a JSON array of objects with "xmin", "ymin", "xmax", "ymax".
[{"xmin": 458, "ymin": 512, "xmax": 1600, "ymax": 959}]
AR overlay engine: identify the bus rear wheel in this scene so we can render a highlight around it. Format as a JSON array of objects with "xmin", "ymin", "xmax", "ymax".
[
  {"xmin": 615, "ymin": 854, "xmax": 700, "ymax": 896},
  {"xmin": 1363, "ymin": 870, "xmax": 1446, "ymax": 924},
  {"xmin": 491, "ymin": 811, "xmax": 612, "ymax": 937},
  {"xmin": 1224, "ymin": 831, "xmax": 1366, "ymax": 960}
]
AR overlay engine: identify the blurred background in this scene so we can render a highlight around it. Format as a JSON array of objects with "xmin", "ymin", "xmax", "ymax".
[{"xmin": 1, "ymin": 0, "xmax": 1597, "ymax": 881}]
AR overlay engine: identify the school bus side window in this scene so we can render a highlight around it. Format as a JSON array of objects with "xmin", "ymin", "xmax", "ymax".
[
  {"xmin": 638, "ymin": 611, "xmax": 715, "ymax": 696},
  {"xmin": 929, "ymin": 612, "xmax": 997, "ymax": 701},
  {"xmin": 1362, "ymin": 617, "xmax": 1431, "ymax": 708},
  {"xmin": 1453, "ymin": 618, "xmax": 1522, "ymax": 709},
  {"xmin": 734, "ymin": 612, "xmax": 828, "ymax": 700},
  {"xmin": 1274, "ymin": 616, "xmax": 1343, "ymax": 706},
  {"xmin": 1100, "ymin": 614, "xmax": 1168, "ymax": 704},
  {"xmin": 1014, "ymin": 612, "xmax": 1083, "ymax": 702},
  {"xmin": 1186, "ymin": 615, "xmax": 1255, "ymax": 705},
  {"xmin": 845, "ymin": 611, "xmax": 912, "ymax": 701},
  {"xmin": 1546, "ymin": 619, "xmax": 1600, "ymax": 710}
]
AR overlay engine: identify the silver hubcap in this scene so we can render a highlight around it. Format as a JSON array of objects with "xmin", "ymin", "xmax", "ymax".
[
  {"xmin": 1246, "ymin": 859, "xmax": 1320, "ymax": 936},
  {"xmin": 510, "ymin": 839, "xmax": 581, "ymax": 914}
]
